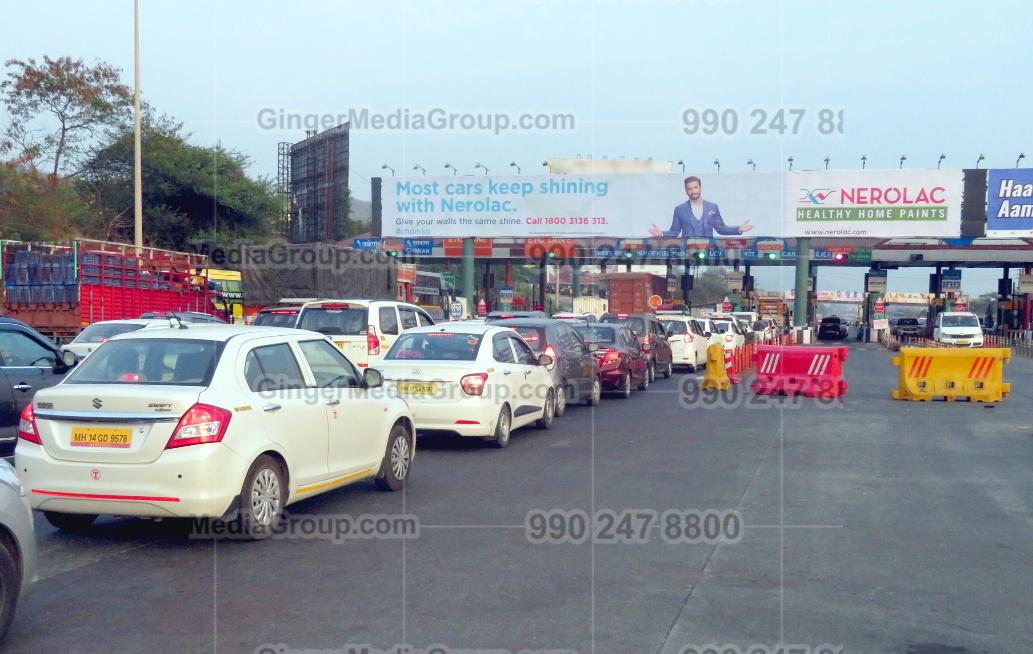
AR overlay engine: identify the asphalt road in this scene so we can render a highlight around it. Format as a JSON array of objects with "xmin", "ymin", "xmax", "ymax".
[{"xmin": 4, "ymin": 341, "xmax": 1032, "ymax": 654}]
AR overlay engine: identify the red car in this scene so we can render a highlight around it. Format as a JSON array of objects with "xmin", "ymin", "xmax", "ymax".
[{"xmin": 575, "ymin": 323, "xmax": 650, "ymax": 398}]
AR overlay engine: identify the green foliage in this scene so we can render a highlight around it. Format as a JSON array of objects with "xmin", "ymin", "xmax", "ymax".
[
  {"xmin": 76, "ymin": 118, "xmax": 280, "ymax": 249},
  {"xmin": 0, "ymin": 161, "xmax": 93, "ymax": 240}
]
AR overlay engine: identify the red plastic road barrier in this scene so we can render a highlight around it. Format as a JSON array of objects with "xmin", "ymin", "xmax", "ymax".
[
  {"xmin": 751, "ymin": 345, "xmax": 848, "ymax": 398},
  {"xmin": 724, "ymin": 347, "xmax": 742, "ymax": 384}
]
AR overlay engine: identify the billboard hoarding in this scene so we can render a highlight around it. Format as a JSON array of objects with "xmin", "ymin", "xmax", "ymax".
[
  {"xmin": 986, "ymin": 168, "xmax": 1033, "ymax": 236},
  {"xmin": 786, "ymin": 169, "xmax": 962, "ymax": 238}
]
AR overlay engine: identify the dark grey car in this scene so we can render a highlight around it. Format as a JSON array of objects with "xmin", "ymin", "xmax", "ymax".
[
  {"xmin": 493, "ymin": 318, "xmax": 602, "ymax": 414},
  {"xmin": 0, "ymin": 320, "xmax": 77, "ymax": 456}
]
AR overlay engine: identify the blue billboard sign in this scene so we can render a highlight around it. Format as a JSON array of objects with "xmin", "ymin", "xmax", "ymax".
[{"xmin": 987, "ymin": 168, "xmax": 1033, "ymax": 235}]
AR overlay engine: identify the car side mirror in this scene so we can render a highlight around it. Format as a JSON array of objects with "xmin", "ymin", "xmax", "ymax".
[
  {"xmin": 62, "ymin": 350, "xmax": 77, "ymax": 367},
  {"xmin": 587, "ymin": 342, "xmax": 598, "ymax": 352},
  {"xmin": 704, "ymin": 332, "xmax": 712, "ymax": 338},
  {"xmin": 363, "ymin": 368, "xmax": 383, "ymax": 389},
  {"xmin": 538, "ymin": 354, "xmax": 554, "ymax": 367}
]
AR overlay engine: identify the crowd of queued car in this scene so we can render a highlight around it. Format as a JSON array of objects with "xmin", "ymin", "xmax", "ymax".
[{"xmin": 0, "ymin": 302, "xmax": 779, "ymax": 637}]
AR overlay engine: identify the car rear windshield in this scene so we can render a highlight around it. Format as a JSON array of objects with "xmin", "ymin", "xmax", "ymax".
[
  {"xmin": 66, "ymin": 339, "xmax": 221, "ymax": 385},
  {"xmin": 74, "ymin": 323, "xmax": 145, "ymax": 343},
  {"xmin": 576, "ymin": 326, "xmax": 616, "ymax": 343},
  {"xmin": 897, "ymin": 318, "xmax": 919, "ymax": 326},
  {"xmin": 942, "ymin": 315, "xmax": 979, "ymax": 328},
  {"xmin": 710, "ymin": 321, "xmax": 730, "ymax": 333},
  {"xmin": 664, "ymin": 321, "xmax": 688, "ymax": 334},
  {"xmin": 385, "ymin": 332, "xmax": 483, "ymax": 360},
  {"xmin": 602, "ymin": 316, "xmax": 646, "ymax": 336},
  {"xmin": 254, "ymin": 310, "xmax": 299, "ymax": 328},
  {"xmin": 510, "ymin": 326, "xmax": 547, "ymax": 353},
  {"xmin": 821, "ymin": 317, "xmax": 841, "ymax": 324},
  {"xmin": 296, "ymin": 306, "xmax": 369, "ymax": 335}
]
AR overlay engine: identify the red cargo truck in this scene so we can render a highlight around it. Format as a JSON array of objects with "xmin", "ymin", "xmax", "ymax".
[
  {"xmin": 601, "ymin": 272, "xmax": 670, "ymax": 315},
  {"xmin": 1, "ymin": 239, "xmax": 212, "ymax": 341}
]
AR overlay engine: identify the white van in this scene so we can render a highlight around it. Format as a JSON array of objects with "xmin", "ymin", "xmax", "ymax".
[
  {"xmin": 932, "ymin": 312, "xmax": 984, "ymax": 347},
  {"xmin": 295, "ymin": 300, "xmax": 436, "ymax": 367}
]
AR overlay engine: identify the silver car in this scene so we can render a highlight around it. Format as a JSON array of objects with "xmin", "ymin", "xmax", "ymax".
[{"xmin": 0, "ymin": 458, "xmax": 35, "ymax": 639}]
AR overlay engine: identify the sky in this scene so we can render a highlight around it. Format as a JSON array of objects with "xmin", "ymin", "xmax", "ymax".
[{"xmin": 2, "ymin": 0, "xmax": 1031, "ymax": 296}]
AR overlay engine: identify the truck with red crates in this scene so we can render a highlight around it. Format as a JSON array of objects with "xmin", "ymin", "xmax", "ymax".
[{"xmin": 1, "ymin": 239, "xmax": 213, "ymax": 341}]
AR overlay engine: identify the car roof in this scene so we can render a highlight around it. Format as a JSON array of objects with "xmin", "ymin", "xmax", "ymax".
[
  {"xmin": 941, "ymin": 311, "xmax": 976, "ymax": 316},
  {"xmin": 107, "ymin": 325, "xmax": 305, "ymax": 342},
  {"xmin": 491, "ymin": 318, "xmax": 561, "ymax": 327},
  {"xmin": 396, "ymin": 321, "xmax": 499, "ymax": 336},
  {"xmin": 84, "ymin": 319, "xmax": 159, "ymax": 327}
]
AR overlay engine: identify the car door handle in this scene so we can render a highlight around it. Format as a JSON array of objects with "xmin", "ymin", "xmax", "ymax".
[
  {"xmin": 12, "ymin": 383, "xmax": 32, "ymax": 392},
  {"xmin": 503, "ymin": 371, "xmax": 512, "ymax": 375},
  {"xmin": 326, "ymin": 399, "xmax": 341, "ymax": 406},
  {"xmin": 262, "ymin": 403, "xmax": 282, "ymax": 412}
]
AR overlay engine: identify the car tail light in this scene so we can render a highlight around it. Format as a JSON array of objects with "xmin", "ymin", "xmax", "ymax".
[
  {"xmin": 17, "ymin": 404, "xmax": 41, "ymax": 445},
  {"xmin": 642, "ymin": 340, "xmax": 652, "ymax": 353},
  {"xmin": 544, "ymin": 344, "xmax": 557, "ymax": 371},
  {"xmin": 367, "ymin": 324, "xmax": 381, "ymax": 355},
  {"xmin": 602, "ymin": 349, "xmax": 620, "ymax": 364},
  {"xmin": 166, "ymin": 403, "xmax": 232, "ymax": 449},
  {"xmin": 460, "ymin": 372, "xmax": 488, "ymax": 396}
]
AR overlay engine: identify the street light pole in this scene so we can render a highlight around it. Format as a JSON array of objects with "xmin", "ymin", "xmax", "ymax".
[
  {"xmin": 381, "ymin": 164, "xmax": 396, "ymax": 176},
  {"xmin": 747, "ymin": 159, "xmax": 756, "ymax": 172},
  {"xmin": 133, "ymin": 0, "xmax": 143, "ymax": 249},
  {"xmin": 787, "ymin": 156, "xmax": 794, "ymax": 171},
  {"xmin": 713, "ymin": 158, "xmax": 720, "ymax": 172},
  {"xmin": 1017, "ymin": 153, "xmax": 1026, "ymax": 167},
  {"xmin": 976, "ymin": 154, "xmax": 985, "ymax": 169},
  {"xmin": 677, "ymin": 159, "xmax": 685, "ymax": 173},
  {"xmin": 475, "ymin": 163, "xmax": 489, "ymax": 175},
  {"xmin": 824, "ymin": 156, "xmax": 830, "ymax": 170},
  {"xmin": 509, "ymin": 161, "xmax": 521, "ymax": 174},
  {"xmin": 413, "ymin": 164, "xmax": 426, "ymax": 175},
  {"xmin": 899, "ymin": 155, "xmax": 907, "ymax": 169},
  {"xmin": 861, "ymin": 155, "xmax": 867, "ymax": 170},
  {"xmin": 445, "ymin": 163, "xmax": 458, "ymax": 175},
  {"xmin": 937, "ymin": 154, "xmax": 946, "ymax": 169}
]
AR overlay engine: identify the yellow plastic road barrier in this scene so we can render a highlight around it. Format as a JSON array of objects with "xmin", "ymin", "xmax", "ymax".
[
  {"xmin": 701, "ymin": 343, "xmax": 730, "ymax": 390},
  {"xmin": 891, "ymin": 347, "xmax": 1011, "ymax": 402}
]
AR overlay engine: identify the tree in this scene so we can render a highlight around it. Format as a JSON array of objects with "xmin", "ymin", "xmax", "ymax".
[
  {"xmin": 76, "ymin": 118, "xmax": 281, "ymax": 249},
  {"xmin": 1, "ymin": 56, "xmax": 132, "ymax": 176},
  {"xmin": 0, "ymin": 160, "xmax": 93, "ymax": 240}
]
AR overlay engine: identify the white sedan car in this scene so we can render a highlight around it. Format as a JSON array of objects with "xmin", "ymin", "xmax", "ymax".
[
  {"xmin": 709, "ymin": 316, "xmax": 746, "ymax": 351},
  {"xmin": 63, "ymin": 319, "xmax": 170, "ymax": 360},
  {"xmin": 16, "ymin": 326, "xmax": 414, "ymax": 538},
  {"xmin": 657, "ymin": 315, "xmax": 709, "ymax": 371},
  {"xmin": 374, "ymin": 322, "xmax": 557, "ymax": 448}
]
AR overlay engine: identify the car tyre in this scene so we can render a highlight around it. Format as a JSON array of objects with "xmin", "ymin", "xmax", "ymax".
[
  {"xmin": 536, "ymin": 389, "xmax": 556, "ymax": 429},
  {"xmin": 619, "ymin": 371, "xmax": 632, "ymax": 399},
  {"xmin": 648, "ymin": 361, "xmax": 656, "ymax": 383},
  {"xmin": 43, "ymin": 511, "xmax": 97, "ymax": 532},
  {"xmin": 662, "ymin": 361, "xmax": 672, "ymax": 379},
  {"xmin": 234, "ymin": 455, "xmax": 285, "ymax": 540},
  {"xmin": 376, "ymin": 421, "xmax": 413, "ymax": 491},
  {"xmin": 638, "ymin": 367, "xmax": 650, "ymax": 391},
  {"xmin": 488, "ymin": 404, "xmax": 512, "ymax": 448},
  {"xmin": 555, "ymin": 382, "xmax": 568, "ymax": 417},
  {"xmin": 584, "ymin": 376, "xmax": 601, "ymax": 406},
  {"xmin": 0, "ymin": 539, "xmax": 21, "ymax": 640}
]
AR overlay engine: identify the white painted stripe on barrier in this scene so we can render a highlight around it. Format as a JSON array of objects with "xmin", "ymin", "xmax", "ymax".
[
  {"xmin": 807, "ymin": 355, "xmax": 818, "ymax": 375},
  {"xmin": 818, "ymin": 354, "xmax": 830, "ymax": 376}
]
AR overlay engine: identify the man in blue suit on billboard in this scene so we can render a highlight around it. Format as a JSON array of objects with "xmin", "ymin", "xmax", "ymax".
[{"xmin": 648, "ymin": 176, "xmax": 754, "ymax": 238}]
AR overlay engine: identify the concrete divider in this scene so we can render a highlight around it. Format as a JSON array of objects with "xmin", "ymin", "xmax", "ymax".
[{"xmin": 891, "ymin": 347, "xmax": 1011, "ymax": 402}]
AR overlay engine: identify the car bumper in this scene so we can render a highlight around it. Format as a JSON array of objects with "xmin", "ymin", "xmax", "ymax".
[
  {"xmin": 405, "ymin": 398, "xmax": 503, "ymax": 437},
  {"xmin": 16, "ymin": 441, "xmax": 249, "ymax": 519}
]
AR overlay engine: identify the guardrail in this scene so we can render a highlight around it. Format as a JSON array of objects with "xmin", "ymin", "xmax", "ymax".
[{"xmin": 880, "ymin": 332, "xmax": 1033, "ymax": 358}]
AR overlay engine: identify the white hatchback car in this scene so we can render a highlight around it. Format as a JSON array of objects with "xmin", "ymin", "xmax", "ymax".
[
  {"xmin": 373, "ymin": 322, "xmax": 557, "ymax": 448},
  {"xmin": 709, "ymin": 316, "xmax": 746, "ymax": 351},
  {"xmin": 657, "ymin": 315, "xmax": 709, "ymax": 371},
  {"xmin": 16, "ymin": 325, "xmax": 415, "ymax": 538}
]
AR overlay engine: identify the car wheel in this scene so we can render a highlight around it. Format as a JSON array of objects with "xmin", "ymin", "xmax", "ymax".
[
  {"xmin": 648, "ymin": 362, "xmax": 656, "ymax": 383},
  {"xmin": 0, "ymin": 539, "xmax": 21, "ymax": 640},
  {"xmin": 584, "ymin": 376, "xmax": 601, "ymax": 406},
  {"xmin": 536, "ymin": 389, "xmax": 556, "ymax": 429},
  {"xmin": 619, "ymin": 371, "xmax": 632, "ymax": 399},
  {"xmin": 489, "ymin": 404, "xmax": 512, "ymax": 448},
  {"xmin": 663, "ymin": 361, "xmax": 672, "ymax": 379},
  {"xmin": 638, "ymin": 367, "xmax": 650, "ymax": 391},
  {"xmin": 375, "ymin": 421, "xmax": 412, "ymax": 491},
  {"xmin": 555, "ymin": 382, "xmax": 568, "ymax": 416},
  {"xmin": 236, "ymin": 455, "xmax": 285, "ymax": 539},
  {"xmin": 43, "ymin": 511, "xmax": 98, "ymax": 532}
]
